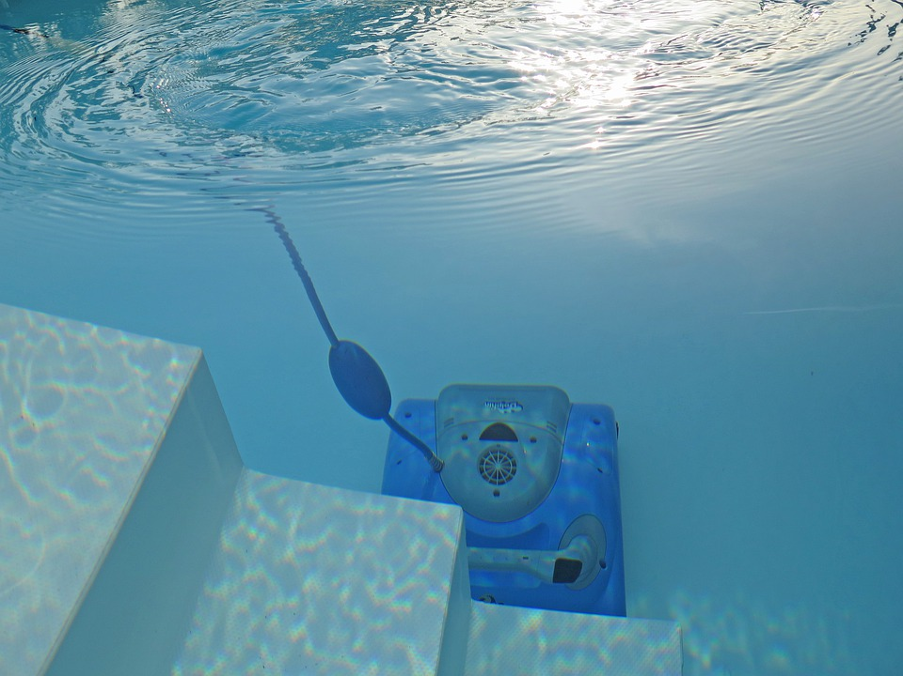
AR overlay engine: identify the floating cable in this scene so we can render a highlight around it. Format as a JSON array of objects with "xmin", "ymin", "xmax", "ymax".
[
  {"xmin": 257, "ymin": 205, "xmax": 340, "ymax": 348},
  {"xmin": 253, "ymin": 204, "xmax": 443, "ymax": 473}
]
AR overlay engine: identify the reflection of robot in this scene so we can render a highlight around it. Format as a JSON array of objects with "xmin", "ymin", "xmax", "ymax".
[
  {"xmin": 382, "ymin": 385, "xmax": 625, "ymax": 616},
  {"xmin": 271, "ymin": 213, "xmax": 625, "ymax": 615}
]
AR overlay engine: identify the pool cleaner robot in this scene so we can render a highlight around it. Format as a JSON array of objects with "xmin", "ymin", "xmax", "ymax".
[{"xmin": 267, "ymin": 206, "xmax": 625, "ymax": 616}]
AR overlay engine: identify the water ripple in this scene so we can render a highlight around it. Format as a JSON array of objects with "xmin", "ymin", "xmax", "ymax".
[{"xmin": 0, "ymin": 0, "xmax": 899, "ymax": 239}]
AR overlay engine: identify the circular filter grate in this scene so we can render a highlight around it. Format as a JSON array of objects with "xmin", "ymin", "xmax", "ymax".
[{"xmin": 478, "ymin": 446, "xmax": 517, "ymax": 485}]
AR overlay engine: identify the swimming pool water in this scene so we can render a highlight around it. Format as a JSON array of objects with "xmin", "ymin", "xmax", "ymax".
[{"xmin": 1, "ymin": 0, "xmax": 901, "ymax": 674}]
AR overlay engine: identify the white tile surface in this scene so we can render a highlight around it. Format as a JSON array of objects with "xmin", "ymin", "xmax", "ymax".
[
  {"xmin": 0, "ymin": 303, "xmax": 205, "ymax": 674},
  {"xmin": 466, "ymin": 601, "xmax": 682, "ymax": 676},
  {"xmin": 172, "ymin": 471, "xmax": 469, "ymax": 676}
]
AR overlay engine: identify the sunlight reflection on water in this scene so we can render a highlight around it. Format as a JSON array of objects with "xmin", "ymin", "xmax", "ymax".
[{"xmin": 0, "ymin": 0, "xmax": 898, "ymax": 234}]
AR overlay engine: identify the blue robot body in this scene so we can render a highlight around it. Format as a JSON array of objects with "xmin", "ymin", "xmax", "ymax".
[{"xmin": 382, "ymin": 385, "xmax": 626, "ymax": 616}]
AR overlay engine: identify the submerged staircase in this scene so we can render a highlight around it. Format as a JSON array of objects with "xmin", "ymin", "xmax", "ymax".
[{"xmin": 0, "ymin": 303, "xmax": 682, "ymax": 676}]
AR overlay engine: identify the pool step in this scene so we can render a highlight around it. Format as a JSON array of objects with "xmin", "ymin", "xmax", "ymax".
[{"xmin": 0, "ymin": 303, "xmax": 682, "ymax": 675}]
